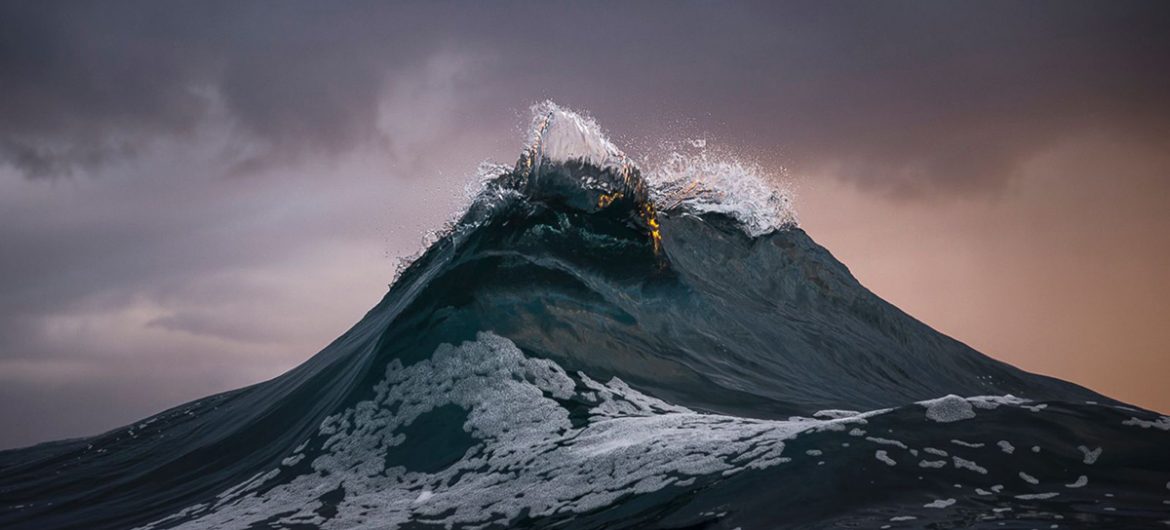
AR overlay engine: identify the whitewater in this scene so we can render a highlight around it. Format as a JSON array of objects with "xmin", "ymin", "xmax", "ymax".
[{"xmin": 1, "ymin": 103, "xmax": 1168, "ymax": 529}]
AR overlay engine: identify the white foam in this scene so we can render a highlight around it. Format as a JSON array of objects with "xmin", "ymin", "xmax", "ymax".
[
  {"xmin": 1019, "ymin": 471, "xmax": 1040, "ymax": 485},
  {"xmin": 997, "ymin": 440, "xmax": 1015, "ymax": 454},
  {"xmin": 1122, "ymin": 416, "xmax": 1170, "ymax": 431},
  {"xmin": 135, "ymin": 333, "xmax": 842, "ymax": 530},
  {"xmin": 813, "ymin": 409, "xmax": 860, "ymax": 419},
  {"xmin": 1065, "ymin": 475, "xmax": 1088, "ymax": 488},
  {"xmin": 953, "ymin": 456, "xmax": 988, "ymax": 475},
  {"xmin": 951, "ymin": 439, "xmax": 984, "ymax": 448},
  {"xmin": 1015, "ymin": 492, "xmax": 1059, "ymax": 500},
  {"xmin": 130, "ymin": 330, "xmax": 1103, "ymax": 530},
  {"xmin": 923, "ymin": 498, "xmax": 956, "ymax": 509},
  {"xmin": 1078, "ymin": 446, "xmax": 1102, "ymax": 465},
  {"xmin": 648, "ymin": 149, "xmax": 797, "ymax": 237},
  {"xmin": 279, "ymin": 453, "xmax": 304, "ymax": 467},
  {"xmin": 866, "ymin": 436, "xmax": 908, "ymax": 449},
  {"xmin": 920, "ymin": 395, "xmax": 976, "ymax": 423},
  {"xmin": 968, "ymin": 395, "xmax": 1028, "ymax": 409}
]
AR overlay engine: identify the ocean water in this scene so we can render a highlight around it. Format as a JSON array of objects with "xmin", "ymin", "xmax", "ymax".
[{"xmin": 2, "ymin": 103, "xmax": 1168, "ymax": 529}]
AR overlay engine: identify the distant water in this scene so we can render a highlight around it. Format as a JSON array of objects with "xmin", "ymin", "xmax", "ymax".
[{"xmin": 2, "ymin": 103, "xmax": 1168, "ymax": 529}]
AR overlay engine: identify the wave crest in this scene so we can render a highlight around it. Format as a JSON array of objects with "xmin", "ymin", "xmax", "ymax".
[
  {"xmin": 649, "ymin": 146, "xmax": 797, "ymax": 237},
  {"xmin": 392, "ymin": 102, "xmax": 798, "ymax": 286},
  {"xmin": 491, "ymin": 102, "xmax": 795, "ymax": 235}
]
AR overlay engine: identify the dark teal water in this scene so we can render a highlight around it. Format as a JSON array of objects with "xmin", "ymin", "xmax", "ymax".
[{"xmin": 2, "ymin": 144, "xmax": 1168, "ymax": 530}]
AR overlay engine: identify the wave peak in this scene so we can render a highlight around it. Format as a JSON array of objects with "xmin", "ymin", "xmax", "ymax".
[{"xmin": 522, "ymin": 101, "xmax": 629, "ymax": 174}]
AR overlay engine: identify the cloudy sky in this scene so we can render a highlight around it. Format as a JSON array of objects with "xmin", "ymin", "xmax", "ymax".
[{"xmin": 2, "ymin": 0, "xmax": 1168, "ymax": 449}]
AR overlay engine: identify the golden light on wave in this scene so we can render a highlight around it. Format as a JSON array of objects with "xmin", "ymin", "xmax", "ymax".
[{"xmin": 596, "ymin": 191, "xmax": 624, "ymax": 209}]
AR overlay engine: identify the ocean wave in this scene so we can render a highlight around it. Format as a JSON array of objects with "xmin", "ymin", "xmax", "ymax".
[{"xmin": 3, "ymin": 103, "xmax": 1169, "ymax": 530}]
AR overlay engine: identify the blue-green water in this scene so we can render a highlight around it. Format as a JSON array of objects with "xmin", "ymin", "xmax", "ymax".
[{"xmin": 2, "ymin": 105, "xmax": 1168, "ymax": 529}]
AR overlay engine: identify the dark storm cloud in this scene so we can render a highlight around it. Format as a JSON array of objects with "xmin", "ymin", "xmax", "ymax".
[
  {"xmin": 0, "ymin": 1, "xmax": 438, "ymax": 176},
  {"xmin": 2, "ymin": 1, "xmax": 1168, "ymax": 191},
  {"xmin": 3, "ymin": 0, "xmax": 1170, "ymax": 449}
]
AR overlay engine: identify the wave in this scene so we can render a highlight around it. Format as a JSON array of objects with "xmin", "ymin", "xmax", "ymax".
[{"xmin": 2, "ymin": 102, "xmax": 1168, "ymax": 529}]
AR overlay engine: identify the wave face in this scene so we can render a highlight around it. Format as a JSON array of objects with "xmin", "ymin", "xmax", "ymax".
[{"xmin": 3, "ymin": 103, "xmax": 1169, "ymax": 529}]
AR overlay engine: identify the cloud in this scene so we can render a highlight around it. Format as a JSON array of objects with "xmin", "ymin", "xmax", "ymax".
[
  {"xmin": 0, "ymin": 85, "xmax": 498, "ymax": 447},
  {"xmin": 2, "ymin": 1, "xmax": 1168, "ymax": 194},
  {"xmin": 0, "ymin": 2, "xmax": 445, "ymax": 177},
  {"xmin": 2, "ymin": 0, "xmax": 1170, "ymax": 448}
]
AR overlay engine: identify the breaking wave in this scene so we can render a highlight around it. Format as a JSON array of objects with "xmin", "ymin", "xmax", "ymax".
[{"xmin": 2, "ymin": 103, "xmax": 1168, "ymax": 530}]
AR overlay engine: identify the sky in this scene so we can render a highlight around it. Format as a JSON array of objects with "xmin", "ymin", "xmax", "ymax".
[{"xmin": 1, "ymin": 0, "xmax": 1168, "ymax": 450}]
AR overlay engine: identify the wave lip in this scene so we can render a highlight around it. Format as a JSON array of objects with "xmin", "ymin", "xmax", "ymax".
[{"xmin": 523, "ymin": 101, "xmax": 630, "ymax": 175}]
